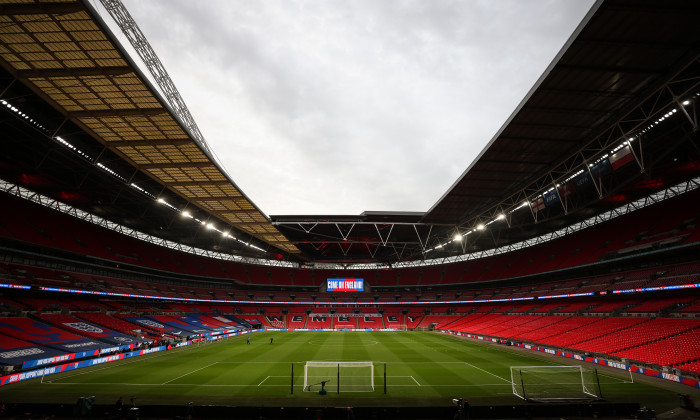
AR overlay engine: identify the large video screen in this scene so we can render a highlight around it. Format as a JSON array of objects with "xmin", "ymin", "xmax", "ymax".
[{"xmin": 326, "ymin": 278, "xmax": 364, "ymax": 292}]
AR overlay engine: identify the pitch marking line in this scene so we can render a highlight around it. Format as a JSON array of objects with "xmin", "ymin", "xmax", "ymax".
[
  {"xmin": 43, "ymin": 381, "xmax": 512, "ymax": 388},
  {"xmin": 410, "ymin": 375, "xmax": 420, "ymax": 386},
  {"xmin": 597, "ymin": 371, "xmax": 634, "ymax": 384},
  {"xmin": 462, "ymin": 362, "xmax": 511, "ymax": 384},
  {"xmin": 42, "ymin": 382, "xmax": 287, "ymax": 387},
  {"xmin": 258, "ymin": 376, "xmax": 271, "ymax": 386},
  {"xmin": 162, "ymin": 362, "xmax": 217, "ymax": 385},
  {"xmin": 44, "ymin": 348, "xmax": 192, "ymax": 383},
  {"xmin": 388, "ymin": 383, "xmax": 510, "ymax": 387}
]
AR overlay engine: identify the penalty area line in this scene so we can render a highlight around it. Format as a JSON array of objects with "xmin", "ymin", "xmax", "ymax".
[
  {"xmin": 597, "ymin": 371, "xmax": 634, "ymax": 384},
  {"xmin": 44, "ymin": 381, "xmax": 513, "ymax": 388},
  {"xmin": 463, "ymin": 362, "xmax": 511, "ymax": 383},
  {"xmin": 43, "ymin": 382, "xmax": 292, "ymax": 387},
  {"xmin": 162, "ymin": 362, "xmax": 217, "ymax": 385},
  {"xmin": 43, "ymin": 347, "xmax": 193, "ymax": 383},
  {"xmin": 388, "ymin": 383, "xmax": 512, "ymax": 387}
]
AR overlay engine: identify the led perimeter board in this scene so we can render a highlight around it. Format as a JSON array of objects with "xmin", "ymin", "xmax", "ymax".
[{"xmin": 327, "ymin": 278, "xmax": 364, "ymax": 292}]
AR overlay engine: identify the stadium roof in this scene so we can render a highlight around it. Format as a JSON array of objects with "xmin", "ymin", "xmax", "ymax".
[
  {"xmin": 1, "ymin": 0, "xmax": 699, "ymax": 266},
  {"xmin": 0, "ymin": 0, "xmax": 299, "ymax": 256}
]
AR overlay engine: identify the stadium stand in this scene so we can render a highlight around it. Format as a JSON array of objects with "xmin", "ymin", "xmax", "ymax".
[
  {"xmin": 383, "ymin": 312, "xmax": 404, "ymax": 329},
  {"xmin": 35, "ymin": 313, "xmax": 140, "ymax": 345},
  {"xmin": 306, "ymin": 314, "xmax": 333, "ymax": 329},
  {"xmin": 0, "ymin": 332, "xmax": 68, "ymax": 365},
  {"xmin": 0, "ymin": 317, "xmax": 105, "ymax": 352},
  {"xmin": 74, "ymin": 312, "xmax": 149, "ymax": 338},
  {"xmin": 286, "ymin": 310, "xmax": 307, "ymax": 329},
  {"xmin": 334, "ymin": 316, "xmax": 357, "ymax": 329},
  {"xmin": 357, "ymin": 315, "xmax": 382, "ymax": 329},
  {"xmin": 0, "ymin": 109, "xmax": 699, "ymax": 378},
  {"xmin": 613, "ymin": 329, "xmax": 700, "ymax": 368}
]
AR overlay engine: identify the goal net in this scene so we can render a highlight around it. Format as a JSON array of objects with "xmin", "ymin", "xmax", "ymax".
[
  {"xmin": 303, "ymin": 361, "xmax": 374, "ymax": 392},
  {"xmin": 510, "ymin": 366, "xmax": 602, "ymax": 402}
]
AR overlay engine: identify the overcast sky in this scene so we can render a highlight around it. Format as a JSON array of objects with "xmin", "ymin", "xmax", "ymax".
[{"xmin": 98, "ymin": 0, "xmax": 595, "ymax": 216}]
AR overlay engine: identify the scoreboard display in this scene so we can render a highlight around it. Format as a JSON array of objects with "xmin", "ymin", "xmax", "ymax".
[{"xmin": 326, "ymin": 278, "xmax": 364, "ymax": 292}]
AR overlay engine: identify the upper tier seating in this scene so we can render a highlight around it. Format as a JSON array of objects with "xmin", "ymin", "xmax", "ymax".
[
  {"xmin": 0, "ymin": 317, "xmax": 104, "ymax": 352},
  {"xmin": 36, "ymin": 313, "xmax": 140, "ymax": 345},
  {"xmin": 2, "ymin": 188, "xmax": 700, "ymax": 288}
]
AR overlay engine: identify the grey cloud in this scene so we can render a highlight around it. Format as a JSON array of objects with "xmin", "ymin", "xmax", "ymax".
[{"xmin": 117, "ymin": 0, "xmax": 594, "ymax": 215}]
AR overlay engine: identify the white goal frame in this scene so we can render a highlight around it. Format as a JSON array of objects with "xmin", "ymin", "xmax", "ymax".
[
  {"xmin": 303, "ymin": 361, "xmax": 374, "ymax": 393},
  {"xmin": 510, "ymin": 365, "xmax": 602, "ymax": 401}
]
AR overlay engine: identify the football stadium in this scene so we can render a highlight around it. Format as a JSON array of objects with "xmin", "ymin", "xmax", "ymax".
[{"xmin": 1, "ymin": 0, "xmax": 700, "ymax": 419}]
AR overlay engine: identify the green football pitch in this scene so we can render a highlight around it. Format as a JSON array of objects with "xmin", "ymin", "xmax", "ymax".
[{"xmin": 0, "ymin": 331, "xmax": 694, "ymax": 411}]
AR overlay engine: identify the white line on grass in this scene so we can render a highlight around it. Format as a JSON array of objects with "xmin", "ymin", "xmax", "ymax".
[
  {"xmin": 371, "ymin": 361, "xmax": 476, "ymax": 365},
  {"xmin": 42, "ymin": 382, "xmax": 287, "ymax": 387},
  {"xmin": 43, "ymin": 380, "xmax": 512, "ymax": 388},
  {"xmin": 462, "ymin": 362, "xmax": 511, "ymax": 383},
  {"xmin": 597, "ymin": 372, "xmax": 634, "ymax": 384},
  {"xmin": 220, "ymin": 361, "xmax": 332, "ymax": 364},
  {"xmin": 43, "ymin": 382, "xmax": 161, "ymax": 386},
  {"xmin": 388, "ymin": 383, "xmax": 510, "ymax": 387},
  {"xmin": 162, "ymin": 362, "xmax": 217, "ymax": 385},
  {"xmin": 440, "ymin": 333, "xmax": 577, "ymax": 369},
  {"xmin": 444, "ymin": 333, "xmax": 636, "ymax": 385},
  {"xmin": 258, "ymin": 376, "xmax": 271, "ymax": 386},
  {"xmin": 45, "ymin": 348, "xmax": 192, "ymax": 383},
  {"xmin": 410, "ymin": 376, "xmax": 420, "ymax": 386}
]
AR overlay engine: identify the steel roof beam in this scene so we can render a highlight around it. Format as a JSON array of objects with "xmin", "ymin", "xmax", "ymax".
[
  {"xmin": 70, "ymin": 108, "xmax": 167, "ymax": 118},
  {"xmin": 138, "ymin": 162, "xmax": 213, "ymax": 169},
  {"xmin": 272, "ymin": 220, "xmax": 453, "ymax": 227},
  {"xmin": 107, "ymin": 139, "xmax": 192, "ymax": 147},
  {"xmin": 453, "ymin": 63, "xmax": 700, "ymax": 234},
  {"xmin": 556, "ymin": 63, "xmax": 662, "ymax": 75},
  {"xmin": 162, "ymin": 180, "xmax": 231, "ymax": 187},
  {"xmin": 0, "ymin": 3, "xmax": 84, "ymax": 15},
  {"xmin": 17, "ymin": 67, "xmax": 133, "ymax": 78}
]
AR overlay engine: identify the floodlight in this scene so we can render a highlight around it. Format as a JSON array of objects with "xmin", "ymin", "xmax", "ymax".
[
  {"xmin": 496, "ymin": 214, "xmax": 505, "ymax": 220},
  {"xmin": 206, "ymin": 223, "xmax": 215, "ymax": 230},
  {"xmin": 453, "ymin": 233, "xmax": 462, "ymax": 241},
  {"xmin": 683, "ymin": 100, "xmax": 690, "ymax": 105},
  {"xmin": 476, "ymin": 224, "xmax": 485, "ymax": 230},
  {"xmin": 182, "ymin": 211, "xmax": 192, "ymax": 218}
]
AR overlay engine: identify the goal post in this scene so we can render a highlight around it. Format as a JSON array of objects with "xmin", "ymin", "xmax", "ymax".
[
  {"xmin": 303, "ymin": 361, "xmax": 374, "ymax": 393},
  {"xmin": 510, "ymin": 365, "xmax": 603, "ymax": 402}
]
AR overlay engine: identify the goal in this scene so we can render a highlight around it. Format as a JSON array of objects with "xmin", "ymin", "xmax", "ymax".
[
  {"xmin": 510, "ymin": 365, "xmax": 603, "ymax": 402},
  {"xmin": 303, "ymin": 361, "xmax": 374, "ymax": 392}
]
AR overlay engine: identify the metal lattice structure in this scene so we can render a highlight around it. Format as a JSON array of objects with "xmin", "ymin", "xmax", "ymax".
[
  {"xmin": 0, "ymin": 0, "xmax": 699, "ymax": 266},
  {"xmin": 0, "ymin": 0, "xmax": 299, "ymax": 257},
  {"xmin": 97, "ymin": 0, "xmax": 212, "ymax": 161}
]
